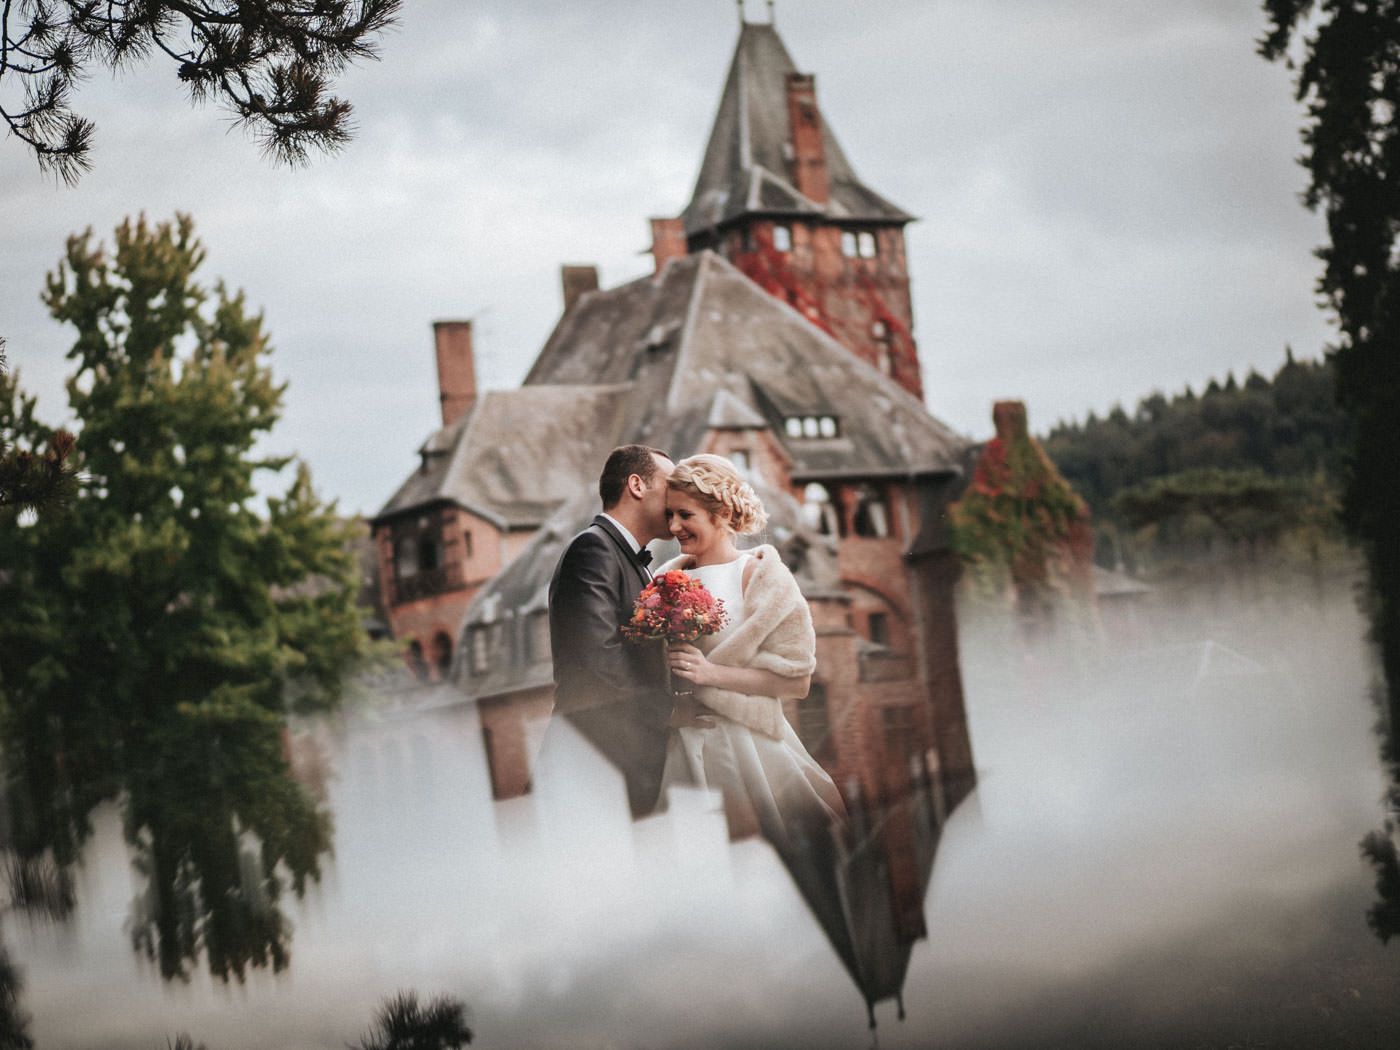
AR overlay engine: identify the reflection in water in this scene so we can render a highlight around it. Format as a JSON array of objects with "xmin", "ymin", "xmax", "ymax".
[
  {"xmin": 9, "ymin": 574, "xmax": 1400, "ymax": 1047},
  {"xmin": 0, "ymin": 946, "xmax": 33, "ymax": 1049},
  {"xmin": 1361, "ymin": 679, "xmax": 1400, "ymax": 943},
  {"xmin": 352, "ymin": 991, "xmax": 473, "ymax": 1050},
  {"xmin": 482, "ymin": 651, "xmax": 976, "ymax": 1030},
  {"xmin": 1, "ymin": 700, "xmax": 331, "ymax": 983}
]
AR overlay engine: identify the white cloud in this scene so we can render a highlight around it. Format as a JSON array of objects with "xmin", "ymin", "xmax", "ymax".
[{"xmin": 0, "ymin": 0, "xmax": 1332, "ymax": 513}]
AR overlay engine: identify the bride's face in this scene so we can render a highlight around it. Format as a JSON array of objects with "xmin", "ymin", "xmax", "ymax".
[{"xmin": 666, "ymin": 488, "xmax": 727, "ymax": 557}]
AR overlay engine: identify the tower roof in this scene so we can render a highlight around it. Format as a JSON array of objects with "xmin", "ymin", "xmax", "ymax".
[{"xmin": 681, "ymin": 22, "xmax": 914, "ymax": 238}]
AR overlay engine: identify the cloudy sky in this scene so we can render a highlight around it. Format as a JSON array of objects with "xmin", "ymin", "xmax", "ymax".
[{"xmin": 1, "ymin": 0, "xmax": 1331, "ymax": 516}]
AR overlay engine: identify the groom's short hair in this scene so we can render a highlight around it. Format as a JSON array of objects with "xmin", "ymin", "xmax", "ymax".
[{"xmin": 599, "ymin": 445, "xmax": 671, "ymax": 508}]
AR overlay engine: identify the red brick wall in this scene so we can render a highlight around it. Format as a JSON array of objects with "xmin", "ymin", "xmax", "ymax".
[
  {"xmin": 724, "ymin": 220, "xmax": 923, "ymax": 401},
  {"xmin": 375, "ymin": 507, "xmax": 537, "ymax": 681},
  {"xmin": 479, "ymin": 686, "xmax": 555, "ymax": 800}
]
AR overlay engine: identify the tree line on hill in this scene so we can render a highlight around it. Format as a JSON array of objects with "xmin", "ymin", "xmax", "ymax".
[{"xmin": 1038, "ymin": 349, "xmax": 1351, "ymax": 572}]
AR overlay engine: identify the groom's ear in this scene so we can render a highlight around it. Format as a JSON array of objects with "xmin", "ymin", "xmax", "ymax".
[{"xmin": 625, "ymin": 472, "xmax": 647, "ymax": 500}]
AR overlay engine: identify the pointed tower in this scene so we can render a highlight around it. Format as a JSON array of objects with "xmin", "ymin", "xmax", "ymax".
[{"xmin": 655, "ymin": 19, "xmax": 924, "ymax": 399}]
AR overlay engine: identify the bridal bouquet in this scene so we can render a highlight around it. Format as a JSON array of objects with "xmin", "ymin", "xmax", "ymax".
[{"xmin": 621, "ymin": 570, "xmax": 728, "ymax": 644}]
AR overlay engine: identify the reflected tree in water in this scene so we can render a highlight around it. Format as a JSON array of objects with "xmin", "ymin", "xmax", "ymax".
[
  {"xmin": 161, "ymin": 991, "xmax": 471, "ymax": 1050},
  {"xmin": 0, "ymin": 946, "xmax": 33, "ymax": 1050},
  {"xmin": 354, "ymin": 991, "xmax": 473, "ymax": 1050},
  {"xmin": 0, "ymin": 214, "xmax": 370, "ymax": 980}
]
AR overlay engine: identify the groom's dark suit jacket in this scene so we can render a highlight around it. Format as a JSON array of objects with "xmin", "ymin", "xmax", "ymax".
[{"xmin": 548, "ymin": 514, "xmax": 672, "ymax": 817}]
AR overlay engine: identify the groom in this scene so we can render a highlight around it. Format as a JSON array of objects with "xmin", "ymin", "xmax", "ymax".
[{"xmin": 548, "ymin": 444, "xmax": 676, "ymax": 818}]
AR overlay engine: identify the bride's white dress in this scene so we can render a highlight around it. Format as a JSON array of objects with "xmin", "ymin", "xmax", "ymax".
[{"xmin": 661, "ymin": 554, "xmax": 846, "ymax": 846}]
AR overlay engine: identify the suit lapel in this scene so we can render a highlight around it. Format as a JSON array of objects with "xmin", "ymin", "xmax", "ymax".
[{"xmin": 592, "ymin": 515, "xmax": 650, "ymax": 587}]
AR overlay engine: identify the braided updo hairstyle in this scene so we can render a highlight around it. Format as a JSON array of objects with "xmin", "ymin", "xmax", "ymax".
[{"xmin": 667, "ymin": 454, "xmax": 769, "ymax": 535}]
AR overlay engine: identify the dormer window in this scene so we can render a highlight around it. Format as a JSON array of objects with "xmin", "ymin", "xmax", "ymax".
[
  {"xmin": 784, "ymin": 415, "xmax": 840, "ymax": 440},
  {"xmin": 772, "ymin": 224, "xmax": 792, "ymax": 252},
  {"xmin": 841, "ymin": 229, "xmax": 878, "ymax": 259}
]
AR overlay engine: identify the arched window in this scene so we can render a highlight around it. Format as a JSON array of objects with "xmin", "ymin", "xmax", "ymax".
[
  {"xmin": 407, "ymin": 640, "xmax": 429, "ymax": 681},
  {"xmin": 853, "ymin": 485, "xmax": 891, "ymax": 538},
  {"xmin": 801, "ymin": 482, "xmax": 842, "ymax": 537},
  {"xmin": 431, "ymin": 632, "xmax": 453, "ymax": 678}
]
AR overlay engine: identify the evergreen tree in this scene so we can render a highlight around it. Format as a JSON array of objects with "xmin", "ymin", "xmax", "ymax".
[
  {"xmin": 0, "ymin": 214, "xmax": 365, "ymax": 979},
  {"xmin": 0, "ymin": 1, "xmax": 401, "ymax": 182},
  {"xmin": 0, "ymin": 338, "xmax": 76, "ymax": 514},
  {"xmin": 1260, "ymin": 0, "xmax": 1400, "ymax": 943}
]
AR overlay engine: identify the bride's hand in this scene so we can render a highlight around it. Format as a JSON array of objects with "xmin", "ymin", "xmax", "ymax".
[{"xmin": 667, "ymin": 643, "xmax": 715, "ymax": 687}]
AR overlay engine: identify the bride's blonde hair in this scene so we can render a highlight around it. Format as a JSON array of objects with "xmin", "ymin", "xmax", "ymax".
[{"xmin": 668, "ymin": 454, "xmax": 768, "ymax": 535}]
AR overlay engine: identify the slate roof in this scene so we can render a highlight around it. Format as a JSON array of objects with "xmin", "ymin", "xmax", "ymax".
[
  {"xmin": 681, "ymin": 22, "xmax": 914, "ymax": 238},
  {"xmin": 374, "ymin": 385, "xmax": 632, "ymax": 526},
  {"xmin": 526, "ymin": 250, "xmax": 964, "ymax": 482},
  {"xmin": 458, "ymin": 251, "xmax": 966, "ymax": 687}
]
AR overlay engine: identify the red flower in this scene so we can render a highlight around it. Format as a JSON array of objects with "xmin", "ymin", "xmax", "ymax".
[{"xmin": 620, "ymin": 570, "xmax": 728, "ymax": 644}]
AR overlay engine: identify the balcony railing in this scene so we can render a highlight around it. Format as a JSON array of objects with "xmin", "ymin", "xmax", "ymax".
[{"xmin": 393, "ymin": 562, "xmax": 466, "ymax": 604}]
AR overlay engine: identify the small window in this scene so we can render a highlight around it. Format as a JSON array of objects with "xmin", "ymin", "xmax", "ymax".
[
  {"xmin": 785, "ymin": 417, "xmax": 804, "ymax": 439},
  {"xmin": 431, "ymin": 632, "xmax": 453, "ymax": 677},
  {"xmin": 470, "ymin": 626, "xmax": 492, "ymax": 675},
  {"xmin": 868, "ymin": 612, "xmax": 890, "ymax": 648},
  {"xmin": 463, "ymin": 530, "xmax": 474, "ymax": 559},
  {"xmin": 407, "ymin": 640, "xmax": 429, "ymax": 681},
  {"xmin": 818, "ymin": 416, "xmax": 838, "ymax": 438},
  {"xmin": 395, "ymin": 537, "xmax": 417, "ymax": 580},
  {"xmin": 729, "ymin": 450, "xmax": 751, "ymax": 475},
  {"xmin": 877, "ymin": 349, "xmax": 894, "ymax": 376},
  {"xmin": 858, "ymin": 231, "xmax": 877, "ymax": 258},
  {"xmin": 772, "ymin": 224, "xmax": 792, "ymax": 252},
  {"xmin": 419, "ymin": 535, "xmax": 440, "ymax": 572},
  {"xmin": 801, "ymin": 416, "xmax": 820, "ymax": 438},
  {"xmin": 841, "ymin": 231, "xmax": 858, "ymax": 257},
  {"xmin": 853, "ymin": 485, "xmax": 891, "ymax": 538},
  {"xmin": 882, "ymin": 704, "xmax": 918, "ymax": 759},
  {"xmin": 526, "ymin": 611, "xmax": 551, "ymax": 664}
]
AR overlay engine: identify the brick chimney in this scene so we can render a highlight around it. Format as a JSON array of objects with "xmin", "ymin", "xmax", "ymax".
[
  {"xmin": 560, "ymin": 264, "xmax": 599, "ymax": 314},
  {"xmin": 648, "ymin": 217, "xmax": 688, "ymax": 274},
  {"xmin": 785, "ymin": 73, "xmax": 830, "ymax": 204},
  {"xmin": 992, "ymin": 400, "xmax": 1029, "ymax": 444},
  {"xmin": 432, "ymin": 320, "xmax": 477, "ymax": 428}
]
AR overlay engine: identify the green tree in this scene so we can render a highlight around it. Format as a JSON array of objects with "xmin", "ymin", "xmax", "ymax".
[
  {"xmin": 949, "ymin": 401, "xmax": 1095, "ymax": 630},
  {"xmin": 0, "ymin": 339, "xmax": 76, "ymax": 513},
  {"xmin": 0, "ymin": 0, "xmax": 400, "ymax": 183},
  {"xmin": 0, "ymin": 213, "xmax": 365, "ymax": 979},
  {"xmin": 1113, "ymin": 467, "xmax": 1310, "ymax": 555},
  {"xmin": 1261, "ymin": 0, "xmax": 1400, "ymax": 944}
]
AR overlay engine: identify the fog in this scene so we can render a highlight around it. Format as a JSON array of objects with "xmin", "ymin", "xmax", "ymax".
[{"xmin": 12, "ymin": 568, "xmax": 1398, "ymax": 1049}]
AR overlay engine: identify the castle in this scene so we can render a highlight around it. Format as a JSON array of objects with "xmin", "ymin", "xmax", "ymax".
[{"xmin": 371, "ymin": 17, "xmax": 977, "ymax": 810}]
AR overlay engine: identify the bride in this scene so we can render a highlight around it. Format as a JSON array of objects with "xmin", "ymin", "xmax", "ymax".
[{"xmin": 658, "ymin": 454, "xmax": 846, "ymax": 845}]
